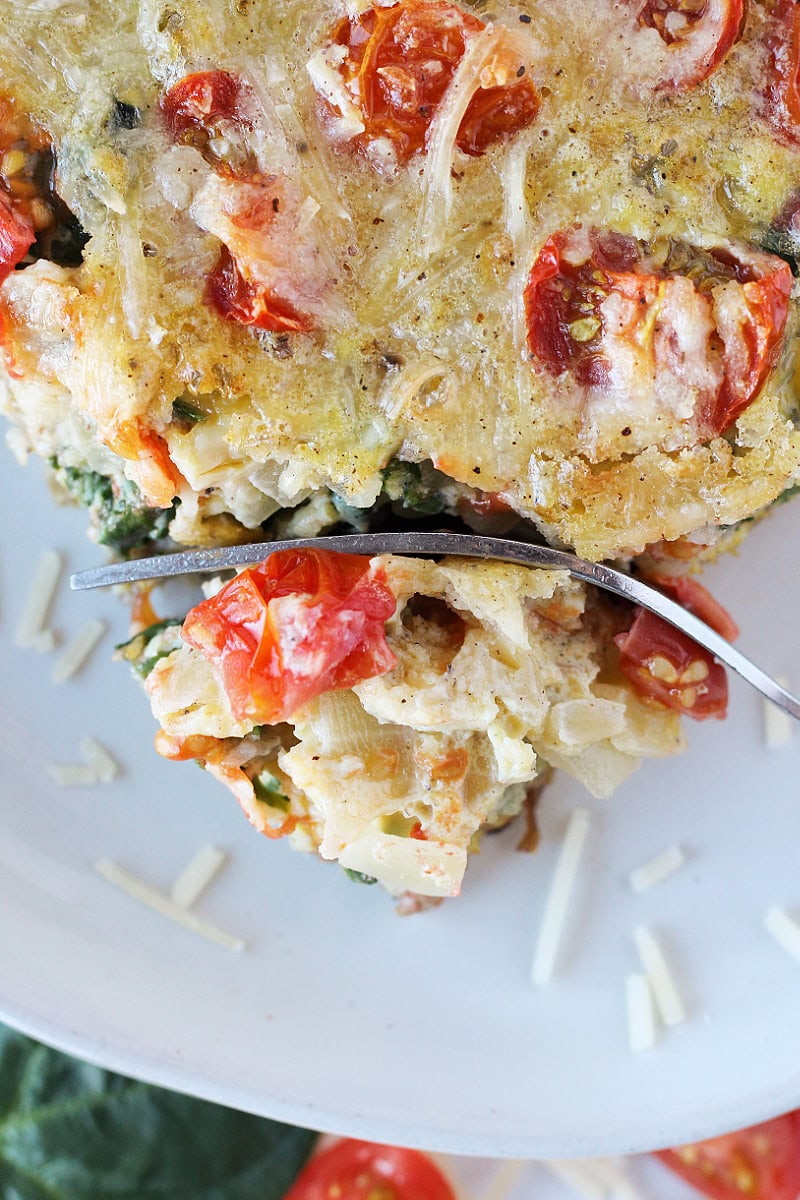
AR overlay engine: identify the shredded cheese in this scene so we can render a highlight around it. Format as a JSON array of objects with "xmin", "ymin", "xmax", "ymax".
[
  {"xmin": 80, "ymin": 736, "xmax": 119, "ymax": 783},
  {"xmin": 47, "ymin": 735, "xmax": 118, "ymax": 785},
  {"xmin": 764, "ymin": 905, "xmax": 800, "ymax": 964},
  {"xmin": 632, "ymin": 925, "xmax": 686, "ymax": 1027},
  {"xmin": 170, "ymin": 844, "xmax": 228, "ymax": 909},
  {"xmin": 763, "ymin": 678, "xmax": 794, "ymax": 749},
  {"xmin": 47, "ymin": 763, "xmax": 100, "ymax": 786},
  {"xmin": 95, "ymin": 859, "xmax": 245, "ymax": 952},
  {"xmin": 626, "ymin": 972, "xmax": 657, "ymax": 1052},
  {"xmin": 583, "ymin": 1158, "xmax": 640, "ymax": 1200},
  {"xmin": 379, "ymin": 361, "xmax": 455, "ymax": 421},
  {"xmin": 628, "ymin": 844, "xmax": 686, "ymax": 892},
  {"xmin": 542, "ymin": 1161, "xmax": 606, "ymax": 1200},
  {"xmin": 52, "ymin": 617, "xmax": 107, "ymax": 682},
  {"xmin": 417, "ymin": 25, "xmax": 506, "ymax": 255},
  {"xmin": 479, "ymin": 1161, "xmax": 528, "ymax": 1200},
  {"xmin": 531, "ymin": 807, "xmax": 591, "ymax": 985},
  {"xmin": 306, "ymin": 47, "xmax": 366, "ymax": 139},
  {"xmin": 15, "ymin": 548, "xmax": 62, "ymax": 650}
]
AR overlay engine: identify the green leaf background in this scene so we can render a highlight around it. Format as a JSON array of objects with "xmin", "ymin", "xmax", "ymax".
[{"xmin": 0, "ymin": 1025, "xmax": 316, "ymax": 1200}]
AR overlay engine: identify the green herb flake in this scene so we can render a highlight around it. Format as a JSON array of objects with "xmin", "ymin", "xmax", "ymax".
[
  {"xmin": 253, "ymin": 771, "xmax": 290, "ymax": 810},
  {"xmin": 343, "ymin": 868, "xmax": 378, "ymax": 884},
  {"xmin": 172, "ymin": 396, "xmax": 208, "ymax": 427},
  {"xmin": 380, "ymin": 460, "xmax": 445, "ymax": 515},
  {"xmin": 116, "ymin": 619, "xmax": 182, "ymax": 675}
]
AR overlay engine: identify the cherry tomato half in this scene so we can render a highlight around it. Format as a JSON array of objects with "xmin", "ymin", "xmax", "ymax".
[
  {"xmin": 283, "ymin": 1139, "xmax": 458, "ymax": 1200},
  {"xmin": 657, "ymin": 1110, "xmax": 800, "ymax": 1200},
  {"xmin": 524, "ymin": 227, "xmax": 792, "ymax": 439},
  {"xmin": 631, "ymin": 0, "xmax": 744, "ymax": 91},
  {"xmin": 318, "ymin": 0, "xmax": 539, "ymax": 165}
]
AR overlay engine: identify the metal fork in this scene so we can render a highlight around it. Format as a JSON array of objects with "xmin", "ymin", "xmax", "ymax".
[{"xmin": 70, "ymin": 530, "xmax": 800, "ymax": 721}]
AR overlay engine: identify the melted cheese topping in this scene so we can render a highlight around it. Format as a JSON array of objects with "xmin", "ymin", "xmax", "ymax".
[{"xmin": 1, "ymin": 0, "xmax": 799, "ymax": 564}]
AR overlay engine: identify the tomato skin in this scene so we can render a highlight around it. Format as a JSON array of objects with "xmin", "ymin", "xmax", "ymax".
[
  {"xmin": 206, "ymin": 245, "xmax": 314, "ymax": 333},
  {"xmin": 0, "ymin": 189, "xmax": 35, "ymax": 285},
  {"xmin": 283, "ymin": 1139, "xmax": 457, "ymax": 1200},
  {"xmin": 656, "ymin": 1110, "xmax": 800, "ymax": 1200},
  {"xmin": 162, "ymin": 73, "xmax": 324, "ymax": 333},
  {"xmin": 524, "ymin": 228, "xmax": 791, "ymax": 440},
  {"xmin": 765, "ymin": 0, "xmax": 800, "ymax": 141},
  {"xmin": 615, "ymin": 610, "xmax": 728, "ymax": 720},
  {"xmin": 182, "ymin": 548, "xmax": 398, "ymax": 725},
  {"xmin": 615, "ymin": 574, "xmax": 736, "ymax": 722},
  {"xmin": 524, "ymin": 229, "xmax": 640, "ymax": 387},
  {"xmin": 0, "ymin": 190, "xmax": 35, "ymax": 377},
  {"xmin": 321, "ymin": 0, "xmax": 539, "ymax": 164},
  {"xmin": 617, "ymin": 570, "xmax": 738, "ymax": 722},
  {"xmin": 648, "ymin": 575, "xmax": 740, "ymax": 642},
  {"xmin": 161, "ymin": 70, "xmax": 246, "ymax": 149},
  {"xmin": 632, "ymin": 0, "xmax": 744, "ymax": 91},
  {"xmin": 706, "ymin": 263, "xmax": 793, "ymax": 435}
]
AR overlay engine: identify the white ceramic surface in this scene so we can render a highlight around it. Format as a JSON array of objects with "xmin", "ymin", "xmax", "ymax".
[{"xmin": 2, "ymin": 445, "xmax": 800, "ymax": 1159}]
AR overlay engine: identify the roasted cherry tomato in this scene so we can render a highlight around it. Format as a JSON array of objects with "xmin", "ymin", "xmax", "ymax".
[
  {"xmin": 615, "ymin": 572, "xmax": 738, "ymax": 720},
  {"xmin": 630, "ymin": 0, "xmax": 744, "ymax": 91},
  {"xmin": 317, "ymin": 0, "xmax": 539, "ymax": 164},
  {"xmin": 0, "ymin": 189, "xmax": 35, "ymax": 285},
  {"xmin": 656, "ymin": 1110, "xmax": 800, "ymax": 1200},
  {"xmin": 206, "ymin": 245, "xmax": 313, "ymax": 332},
  {"xmin": 283, "ymin": 1139, "xmax": 458, "ymax": 1200},
  {"xmin": 161, "ymin": 70, "xmax": 250, "ymax": 167},
  {"xmin": 765, "ymin": 0, "xmax": 800, "ymax": 141},
  {"xmin": 182, "ymin": 548, "xmax": 398, "ymax": 725},
  {"xmin": 162, "ymin": 76, "xmax": 326, "ymax": 332},
  {"xmin": 615, "ymin": 608, "xmax": 728, "ymax": 719},
  {"xmin": 524, "ymin": 227, "xmax": 792, "ymax": 440},
  {"xmin": 648, "ymin": 574, "xmax": 740, "ymax": 642}
]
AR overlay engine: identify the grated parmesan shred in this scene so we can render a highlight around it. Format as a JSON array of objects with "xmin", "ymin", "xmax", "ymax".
[
  {"xmin": 380, "ymin": 361, "xmax": 455, "ymax": 421},
  {"xmin": 628, "ymin": 844, "xmax": 686, "ymax": 892},
  {"xmin": 763, "ymin": 678, "xmax": 794, "ymax": 749},
  {"xmin": 632, "ymin": 925, "xmax": 686, "ymax": 1027},
  {"xmin": 80, "ymin": 736, "xmax": 119, "ymax": 783},
  {"xmin": 626, "ymin": 972, "xmax": 657, "ymax": 1052},
  {"xmin": 542, "ymin": 1158, "xmax": 639, "ymax": 1200},
  {"xmin": 15, "ymin": 549, "xmax": 62, "ymax": 651},
  {"xmin": 306, "ymin": 46, "xmax": 366, "ymax": 140},
  {"xmin": 542, "ymin": 1161, "xmax": 606, "ymax": 1200},
  {"xmin": 531, "ymin": 807, "xmax": 591, "ymax": 986},
  {"xmin": 502, "ymin": 133, "xmax": 534, "ymax": 364},
  {"xmin": 479, "ymin": 1161, "xmax": 528, "ymax": 1200},
  {"xmin": 417, "ymin": 26, "xmax": 505, "ymax": 255},
  {"xmin": 52, "ymin": 617, "xmax": 107, "ymax": 682},
  {"xmin": 764, "ymin": 906, "xmax": 800, "ymax": 964},
  {"xmin": 95, "ymin": 860, "xmax": 245, "ymax": 952},
  {"xmin": 582, "ymin": 1158, "xmax": 639, "ymax": 1200},
  {"xmin": 170, "ymin": 844, "xmax": 228, "ymax": 909},
  {"xmin": 47, "ymin": 763, "xmax": 100, "ymax": 786}
]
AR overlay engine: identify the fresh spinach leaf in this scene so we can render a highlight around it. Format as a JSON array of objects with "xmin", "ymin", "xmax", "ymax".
[{"xmin": 0, "ymin": 1026, "xmax": 316, "ymax": 1200}]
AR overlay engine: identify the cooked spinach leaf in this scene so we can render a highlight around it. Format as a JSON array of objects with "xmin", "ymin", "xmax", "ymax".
[
  {"xmin": 380, "ymin": 461, "xmax": 445, "ymax": 515},
  {"xmin": 53, "ymin": 462, "xmax": 176, "ymax": 555},
  {"xmin": 0, "ymin": 1025, "xmax": 316, "ymax": 1200}
]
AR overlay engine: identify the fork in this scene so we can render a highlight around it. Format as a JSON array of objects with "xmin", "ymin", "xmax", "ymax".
[{"xmin": 70, "ymin": 530, "xmax": 800, "ymax": 722}]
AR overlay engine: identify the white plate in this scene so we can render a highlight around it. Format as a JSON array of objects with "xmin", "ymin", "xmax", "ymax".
[{"xmin": 2, "ymin": 445, "xmax": 800, "ymax": 1159}]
